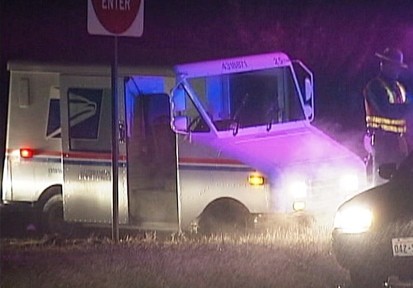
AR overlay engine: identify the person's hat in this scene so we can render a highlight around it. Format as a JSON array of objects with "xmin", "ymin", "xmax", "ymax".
[{"xmin": 375, "ymin": 47, "xmax": 408, "ymax": 68}]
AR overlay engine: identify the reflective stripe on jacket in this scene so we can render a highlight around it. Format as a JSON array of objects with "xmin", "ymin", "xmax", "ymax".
[
  {"xmin": 366, "ymin": 115, "xmax": 406, "ymax": 133},
  {"xmin": 364, "ymin": 76, "xmax": 408, "ymax": 134}
]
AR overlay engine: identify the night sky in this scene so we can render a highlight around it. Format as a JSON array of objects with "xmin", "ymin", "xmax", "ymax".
[{"xmin": 1, "ymin": 0, "xmax": 413, "ymax": 161}]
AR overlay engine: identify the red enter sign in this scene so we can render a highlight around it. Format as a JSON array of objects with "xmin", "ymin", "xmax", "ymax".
[{"xmin": 88, "ymin": 0, "xmax": 144, "ymax": 37}]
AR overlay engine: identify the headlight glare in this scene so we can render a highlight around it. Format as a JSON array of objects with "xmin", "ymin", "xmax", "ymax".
[
  {"xmin": 334, "ymin": 204, "xmax": 373, "ymax": 233},
  {"xmin": 339, "ymin": 173, "xmax": 359, "ymax": 192},
  {"xmin": 287, "ymin": 179, "xmax": 308, "ymax": 199}
]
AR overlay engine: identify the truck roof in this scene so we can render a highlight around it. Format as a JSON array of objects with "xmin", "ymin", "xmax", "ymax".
[
  {"xmin": 7, "ymin": 61, "xmax": 174, "ymax": 77},
  {"xmin": 174, "ymin": 51, "xmax": 291, "ymax": 78}
]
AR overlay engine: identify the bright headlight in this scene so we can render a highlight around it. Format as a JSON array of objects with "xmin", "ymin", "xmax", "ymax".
[{"xmin": 333, "ymin": 204, "xmax": 373, "ymax": 233}]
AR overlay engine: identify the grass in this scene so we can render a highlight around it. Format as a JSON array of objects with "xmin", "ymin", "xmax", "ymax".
[{"xmin": 0, "ymin": 227, "xmax": 349, "ymax": 288}]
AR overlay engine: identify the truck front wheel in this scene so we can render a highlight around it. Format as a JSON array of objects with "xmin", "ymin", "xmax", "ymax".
[{"xmin": 198, "ymin": 199, "xmax": 252, "ymax": 236}]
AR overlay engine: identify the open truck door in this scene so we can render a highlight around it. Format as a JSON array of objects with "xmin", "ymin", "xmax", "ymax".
[{"xmin": 124, "ymin": 76, "xmax": 179, "ymax": 230}]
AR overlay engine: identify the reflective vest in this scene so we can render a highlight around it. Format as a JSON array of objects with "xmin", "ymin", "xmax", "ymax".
[
  {"xmin": 365, "ymin": 78, "xmax": 407, "ymax": 134},
  {"xmin": 366, "ymin": 115, "xmax": 406, "ymax": 133}
]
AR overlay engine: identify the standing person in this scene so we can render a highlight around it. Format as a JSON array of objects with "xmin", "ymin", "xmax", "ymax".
[{"xmin": 364, "ymin": 47, "xmax": 411, "ymax": 185}]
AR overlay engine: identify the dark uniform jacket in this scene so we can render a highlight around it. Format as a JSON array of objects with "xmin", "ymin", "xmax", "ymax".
[
  {"xmin": 364, "ymin": 74, "xmax": 409, "ymax": 134},
  {"xmin": 364, "ymin": 74, "xmax": 411, "ymax": 167}
]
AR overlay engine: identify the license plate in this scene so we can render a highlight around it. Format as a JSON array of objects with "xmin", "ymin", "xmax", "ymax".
[{"xmin": 392, "ymin": 237, "xmax": 413, "ymax": 257}]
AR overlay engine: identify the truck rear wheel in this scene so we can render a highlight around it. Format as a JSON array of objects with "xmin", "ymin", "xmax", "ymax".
[
  {"xmin": 41, "ymin": 194, "xmax": 72, "ymax": 236},
  {"xmin": 198, "ymin": 199, "xmax": 251, "ymax": 236}
]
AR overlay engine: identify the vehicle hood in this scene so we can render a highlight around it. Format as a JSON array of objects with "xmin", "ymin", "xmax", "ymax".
[
  {"xmin": 339, "ymin": 178, "xmax": 413, "ymax": 223},
  {"xmin": 193, "ymin": 121, "xmax": 365, "ymax": 177}
]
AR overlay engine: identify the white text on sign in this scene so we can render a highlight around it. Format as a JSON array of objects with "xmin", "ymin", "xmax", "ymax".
[{"xmin": 102, "ymin": 0, "xmax": 131, "ymax": 11}]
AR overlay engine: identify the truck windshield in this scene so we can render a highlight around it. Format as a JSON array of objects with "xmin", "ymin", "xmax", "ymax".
[{"xmin": 186, "ymin": 66, "xmax": 305, "ymax": 132}]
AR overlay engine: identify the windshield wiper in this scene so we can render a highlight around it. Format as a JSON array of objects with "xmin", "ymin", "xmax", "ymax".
[
  {"xmin": 266, "ymin": 101, "xmax": 279, "ymax": 132},
  {"xmin": 231, "ymin": 93, "xmax": 249, "ymax": 136}
]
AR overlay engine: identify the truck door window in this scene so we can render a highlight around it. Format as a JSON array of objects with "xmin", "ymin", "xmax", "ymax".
[
  {"xmin": 67, "ymin": 88, "xmax": 111, "ymax": 152},
  {"xmin": 173, "ymin": 83, "xmax": 210, "ymax": 133}
]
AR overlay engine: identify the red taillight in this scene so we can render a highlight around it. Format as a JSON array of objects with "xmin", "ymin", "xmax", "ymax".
[{"xmin": 20, "ymin": 148, "xmax": 34, "ymax": 158}]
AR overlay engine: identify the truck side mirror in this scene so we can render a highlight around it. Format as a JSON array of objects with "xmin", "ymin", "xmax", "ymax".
[
  {"xmin": 304, "ymin": 78, "xmax": 314, "ymax": 120},
  {"xmin": 171, "ymin": 116, "xmax": 189, "ymax": 134},
  {"xmin": 170, "ymin": 86, "xmax": 189, "ymax": 134},
  {"xmin": 171, "ymin": 86, "xmax": 186, "ymax": 113},
  {"xmin": 305, "ymin": 78, "xmax": 313, "ymax": 102}
]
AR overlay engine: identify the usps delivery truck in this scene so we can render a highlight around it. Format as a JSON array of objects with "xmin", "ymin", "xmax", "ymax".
[{"xmin": 1, "ymin": 52, "xmax": 367, "ymax": 234}]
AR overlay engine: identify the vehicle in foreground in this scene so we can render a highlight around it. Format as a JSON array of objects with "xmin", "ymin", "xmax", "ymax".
[{"xmin": 332, "ymin": 153, "xmax": 413, "ymax": 288}]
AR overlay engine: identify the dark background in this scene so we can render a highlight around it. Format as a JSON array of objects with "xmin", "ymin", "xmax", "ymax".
[{"xmin": 1, "ymin": 0, "xmax": 413, "ymax": 169}]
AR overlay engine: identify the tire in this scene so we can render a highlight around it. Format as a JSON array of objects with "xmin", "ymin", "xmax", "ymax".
[
  {"xmin": 41, "ymin": 194, "xmax": 72, "ymax": 236},
  {"xmin": 198, "ymin": 200, "xmax": 251, "ymax": 236},
  {"xmin": 350, "ymin": 269, "xmax": 386, "ymax": 288}
]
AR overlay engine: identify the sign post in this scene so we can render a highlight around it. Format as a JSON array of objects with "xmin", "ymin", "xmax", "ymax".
[
  {"xmin": 88, "ymin": 0, "xmax": 144, "ymax": 242},
  {"xmin": 111, "ymin": 36, "xmax": 119, "ymax": 242}
]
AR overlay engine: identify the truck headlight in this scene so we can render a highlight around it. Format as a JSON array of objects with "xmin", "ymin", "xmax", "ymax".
[{"xmin": 333, "ymin": 204, "xmax": 373, "ymax": 233}]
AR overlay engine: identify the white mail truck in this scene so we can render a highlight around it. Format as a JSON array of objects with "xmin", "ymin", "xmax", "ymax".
[{"xmin": 1, "ymin": 52, "xmax": 367, "ymax": 234}]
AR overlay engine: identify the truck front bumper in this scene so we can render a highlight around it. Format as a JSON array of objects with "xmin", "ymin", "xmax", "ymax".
[{"xmin": 252, "ymin": 212, "xmax": 316, "ymax": 231}]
